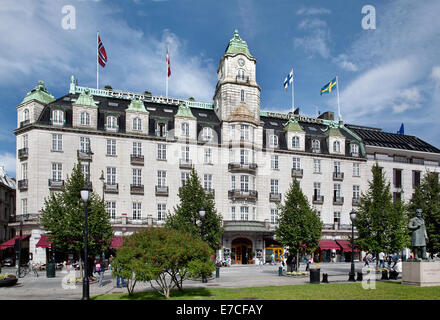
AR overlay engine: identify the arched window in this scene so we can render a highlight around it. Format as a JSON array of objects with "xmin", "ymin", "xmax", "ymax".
[
  {"xmin": 237, "ymin": 69, "xmax": 245, "ymax": 80},
  {"xmin": 333, "ymin": 140, "xmax": 341, "ymax": 153},
  {"xmin": 80, "ymin": 112, "xmax": 90, "ymax": 126},
  {"xmin": 240, "ymin": 89, "xmax": 245, "ymax": 102},
  {"xmin": 106, "ymin": 116, "xmax": 117, "ymax": 130},
  {"xmin": 269, "ymin": 135, "xmax": 278, "ymax": 148},
  {"xmin": 312, "ymin": 140, "xmax": 320, "ymax": 153},
  {"xmin": 52, "ymin": 110, "xmax": 64, "ymax": 125},
  {"xmin": 292, "ymin": 136, "xmax": 300, "ymax": 148},
  {"xmin": 23, "ymin": 109, "xmax": 29, "ymax": 122},
  {"xmin": 133, "ymin": 117, "xmax": 142, "ymax": 131},
  {"xmin": 181, "ymin": 122, "xmax": 189, "ymax": 136}
]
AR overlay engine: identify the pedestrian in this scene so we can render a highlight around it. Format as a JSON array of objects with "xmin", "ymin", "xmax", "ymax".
[
  {"xmin": 292, "ymin": 255, "xmax": 297, "ymax": 271},
  {"xmin": 286, "ymin": 254, "xmax": 294, "ymax": 272},
  {"xmin": 305, "ymin": 255, "xmax": 311, "ymax": 271},
  {"xmin": 271, "ymin": 253, "xmax": 275, "ymax": 265},
  {"xmin": 387, "ymin": 253, "xmax": 393, "ymax": 269},
  {"xmin": 378, "ymin": 252, "xmax": 385, "ymax": 269},
  {"xmin": 96, "ymin": 258, "xmax": 106, "ymax": 287},
  {"xmin": 115, "ymin": 266, "xmax": 126, "ymax": 288},
  {"xmin": 259, "ymin": 256, "xmax": 264, "ymax": 267},
  {"xmin": 392, "ymin": 253, "xmax": 398, "ymax": 268}
]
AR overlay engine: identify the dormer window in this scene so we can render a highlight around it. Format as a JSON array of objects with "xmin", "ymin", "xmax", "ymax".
[
  {"xmin": 23, "ymin": 109, "xmax": 30, "ymax": 122},
  {"xmin": 133, "ymin": 117, "xmax": 142, "ymax": 131},
  {"xmin": 333, "ymin": 140, "xmax": 341, "ymax": 153},
  {"xmin": 312, "ymin": 139, "xmax": 320, "ymax": 153},
  {"xmin": 155, "ymin": 122, "xmax": 168, "ymax": 137},
  {"xmin": 181, "ymin": 122, "xmax": 189, "ymax": 136},
  {"xmin": 351, "ymin": 144, "xmax": 359, "ymax": 156},
  {"xmin": 106, "ymin": 116, "xmax": 118, "ymax": 131},
  {"xmin": 292, "ymin": 136, "xmax": 300, "ymax": 148},
  {"xmin": 202, "ymin": 127, "xmax": 213, "ymax": 141},
  {"xmin": 80, "ymin": 112, "xmax": 90, "ymax": 126},
  {"xmin": 269, "ymin": 135, "xmax": 278, "ymax": 148},
  {"xmin": 52, "ymin": 110, "xmax": 64, "ymax": 126}
]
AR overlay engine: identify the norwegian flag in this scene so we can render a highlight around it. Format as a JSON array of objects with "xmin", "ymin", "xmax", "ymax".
[
  {"xmin": 98, "ymin": 34, "xmax": 107, "ymax": 68},
  {"xmin": 166, "ymin": 47, "xmax": 171, "ymax": 77}
]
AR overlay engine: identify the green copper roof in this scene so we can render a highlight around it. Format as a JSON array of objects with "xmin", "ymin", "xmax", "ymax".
[
  {"xmin": 175, "ymin": 102, "xmax": 196, "ymax": 119},
  {"xmin": 325, "ymin": 122, "xmax": 344, "ymax": 137},
  {"xmin": 73, "ymin": 88, "xmax": 97, "ymax": 107},
  {"xmin": 284, "ymin": 118, "xmax": 304, "ymax": 132},
  {"xmin": 126, "ymin": 96, "xmax": 149, "ymax": 113},
  {"xmin": 21, "ymin": 80, "xmax": 55, "ymax": 105},
  {"xmin": 225, "ymin": 30, "xmax": 253, "ymax": 58}
]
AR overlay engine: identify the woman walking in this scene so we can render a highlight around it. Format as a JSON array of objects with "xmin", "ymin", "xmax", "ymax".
[{"xmin": 96, "ymin": 258, "xmax": 106, "ymax": 287}]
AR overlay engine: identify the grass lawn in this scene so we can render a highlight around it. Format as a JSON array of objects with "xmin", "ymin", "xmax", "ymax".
[{"xmin": 93, "ymin": 281, "xmax": 440, "ymax": 300}]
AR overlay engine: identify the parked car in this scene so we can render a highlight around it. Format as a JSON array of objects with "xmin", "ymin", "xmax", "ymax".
[{"xmin": 3, "ymin": 257, "xmax": 15, "ymax": 267}]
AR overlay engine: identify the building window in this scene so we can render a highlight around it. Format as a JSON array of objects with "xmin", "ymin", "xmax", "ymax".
[
  {"xmin": 181, "ymin": 145, "xmax": 190, "ymax": 161},
  {"xmin": 157, "ymin": 171, "xmax": 166, "ymax": 187},
  {"xmin": 106, "ymin": 116, "xmax": 117, "ymax": 129},
  {"xmin": 80, "ymin": 137, "xmax": 91, "ymax": 153},
  {"xmin": 351, "ymin": 144, "xmax": 359, "ymax": 156},
  {"xmin": 181, "ymin": 123, "xmax": 189, "ymax": 136},
  {"xmin": 270, "ymin": 179, "xmax": 279, "ymax": 194},
  {"xmin": 271, "ymin": 208, "xmax": 279, "ymax": 225},
  {"xmin": 23, "ymin": 109, "xmax": 29, "ymax": 122},
  {"xmin": 334, "ymin": 212, "xmax": 341, "ymax": 225},
  {"xmin": 334, "ymin": 161, "xmax": 341, "ymax": 174},
  {"xmin": 107, "ymin": 167, "xmax": 116, "ymax": 185},
  {"xmin": 314, "ymin": 182, "xmax": 321, "ymax": 198},
  {"xmin": 231, "ymin": 207, "xmax": 236, "ymax": 220},
  {"xmin": 52, "ymin": 110, "xmax": 64, "ymax": 125},
  {"xmin": 240, "ymin": 175, "xmax": 249, "ymax": 192},
  {"xmin": 333, "ymin": 141, "xmax": 341, "ymax": 153},
  {"xmin": 132, "ymin": 202, "xmax": 141, "ymax": 220},
  {"xmin": 181, "ymin": 172, "xmax": 190, "ymax": 187},
  {"xmin": 52, "ymin": 134, "xmax": 62, "ymax": 151},
  {"xmin": 231, "ymin": 175, "xmax": 236, "ymax": 190},
  {"xmin": 240, "ymin": 149, "xmax": 249, "ymax": 165},
  {"xmin": 353, "ymin": 163, "xmax": 360, "ymax": 177},
  {"xmin": 158, "ymin": 204, "xmax": 166, "ymax": 221},
  {"xmin": 240, "ymin": 89, "xmax": 245, "ymax": 102},
  {"xmin": 132, "ymin": 141, "xmax": 142, "ymax": 156},
  {"xmin": 81, "ymin": 163, "xmax": 90, "ymax": 180},
  {"xmin": 204, "ymin": 148, "xmax": 212, "ymax": 164},
  {"xmin": 314, "ymin": 159, "xmax": 321, "ymax": 173},
  {"xmin": 271, "ymin": 155, "xmax": 279, "ymax": 170},
  {"xmin": 106, "ymin": 201, "xmax": 116, "ymax": 220},
  {"xmin": 202, "ymin": 127, "xmax": 213, "ymax": 141},
  {"xmin": 132, "ymin": 168, "xmax": 142, "ymax": 186},
  {"xmin": 413, "ymin": 170, "xmax": 421, "ymax": 188},
  {"xmin": 106, "ymin": 139, "xmax": 116, "ymax": 156},
  {"xmin": 269, "ymin": 135, "xmax": 278, "ymax": 148},
  {"xmin": 292, "ymin": 136, "xmax": 300, "ymax": 148},
  {"xmin": 240, "ymin": 206, "xmax": 249, "ymax": 221},
  {"xmin": 21, "ymin": 163, "xmax": 28, "ymax": 180},
  {"xmin": 393, "ymin": 169, "xmax": 403, "ymax": 188},
  {"xmin": 237, "ymin": 69, "xmax": 245, "ymax": 80},
  {"xmin": 132, "ymin": 117, "xmax": 142, "ymax": 131},
  {"xmin": 155, "ymin": 122, "xmax": 168, "ymax": 137},
  {"xmin": 52, "ymin": 163, "xmax": 62, "ymax": 181},
  {"xmin": 22, "ymin": 199, "xmax": 27, "ymax": 215},
  {"xmin": 204, "ymin": 174, "xmax": 213, "ymax": 191},
  {"xmin": 393, "ymin": 192, "xmax": 402, "ymax": 203},
  {"xmin": 334, "ymin": 184, "xmax": 341, "ymax": 199},
  {"xmin": 353, "ymin": 185, "xmax": 360, "ymax": 200},
  {"xmin": 157, "ymin": 144, "xmax": 167, "ymax": 160},
  {"xmin": 293, "ymin": 157, "xmax": 301, "ymax": 170},
  {"xmin": 312, "ymin": 140, "xmax": 320, "ymax": 153},
  {"xmin": 240, "ymin": 124, "xmax": 249, "ymax": 140},
  {"xmin": 80, "ymin": 112, "xmax": 90, "ymax": 126},
  {"xmin": 22, "ymin": 134, "xmax": 28, "ymax": 149}
]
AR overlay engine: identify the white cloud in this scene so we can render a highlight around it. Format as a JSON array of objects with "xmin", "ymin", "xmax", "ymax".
[
  {"xmin": 332, "ymin": 54, "xmax": 358, "ymax": 72},
  {"xmin": 0, "ymin": 152, "xmax": 16, "ymax": 177},
  {"xmin": 431, "ymin": 66, "xmax": 440, "ymax": 87},
  {"xmin": 296, "ymin": 7, "xmax": 331, "ymax": 15},
  {"xmin": 294, "ymin": 18, "xmax": 330, "ymax": 59}
]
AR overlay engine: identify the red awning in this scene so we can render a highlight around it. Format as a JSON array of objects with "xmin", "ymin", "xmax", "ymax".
[
  {"xmin": 336, "ymin": 240, "xmax": 360, "ymax": 252},
  {"xmin": 0, "ymin": 235, "xmax": 30, "ymax": 250},
  {"xmin": 319, "ymin": 240, "xmax": 340, "ymax": 250},
  {"xmin": 110, "ymin": 236, "xmax": 123, "ymax": 249},
  {"xmin": 36, "ymin": 235, "xmax": 53, "ymax": 248}
]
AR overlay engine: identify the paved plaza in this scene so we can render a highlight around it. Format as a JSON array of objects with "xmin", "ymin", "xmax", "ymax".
[{"xmin": 0, "ymin": 262, "xmax": 388, "ymax": 300}]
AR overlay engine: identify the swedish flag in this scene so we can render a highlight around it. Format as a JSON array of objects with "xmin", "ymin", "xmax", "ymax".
[{"xmin": 320, "ymin": 77, "xmax": 337, "ymax": 95}]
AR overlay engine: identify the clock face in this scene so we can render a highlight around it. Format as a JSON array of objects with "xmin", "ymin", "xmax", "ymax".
[{"xmin": 238, "ymin": 58, "xmax": 245, "ymax": 67}]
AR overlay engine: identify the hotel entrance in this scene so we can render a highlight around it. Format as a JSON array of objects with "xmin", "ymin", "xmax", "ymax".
[{"xmin": 231, "ymin": 238, "xmax": 252, "ymax": 264}]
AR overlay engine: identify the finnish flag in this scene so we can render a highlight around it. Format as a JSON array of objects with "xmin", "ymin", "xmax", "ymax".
[{"xmin": 284, "ymin": 69, "xmax": 293, "ymax": 91}]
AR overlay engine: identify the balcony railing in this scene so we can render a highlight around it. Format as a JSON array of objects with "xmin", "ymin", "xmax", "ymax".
[
  {"xmin": 333, "ymin": 172, "xmax": 344, "ymax": 181},
  {"xmin": 333, "ymin": 196, "xmax": 344, "ymax": 205},
  {"xmin": 312, "ymin": 194, "xmax": 324, "ymax": 204},
  {"xmin": 11, "ymin": 214, "xmax": 40, "ymax": 223},
  {"xmin": 109, "ymin": 217, "xmax": 122, "ymax": 225},
  {"xmin": 48, "ymin": 179, "xmax": 64, "ymax": 190},
  {"xmin": 179, "ymin": 159, "xmax": 193, "ymax": 169},
  {"xmin": 155, "ymin": 186, "xmax": 169, "ymax": 196},
  {"xmin": 77, "ymin": 150, "xmax": 93, "ymax": 161},
  {"xmin": 130, "ymin": 184, "xmax": 144, "ymax": 195},
  {"xmin": 291, "ymin": 168, "xmax": 303, "ymax": 178},
  {"xmin": 204, "ymin": 189, "xmax": 215, "ymax": 198},
  {"xmin": 236, "ymin": 75, "xmax": 250, "ymax": 83},
  {"xmin": 104, "ymin": 183, "xmax": 119, "ymax": 194},
  {"xmin": 352, "ymin": 198, "xmax": 361, "ymax": 206},
  {"xmin": 20, "ymin": 120, "xmax": 30, "ymax": 128},
  {"xmin": 269, "ymin": 193, "xmax": 282, "ymax": 202},
  {"xmin": 228, "ymin": 189, "xmax": 258, "ymax": 200},
  {"xmin": 130, "ymin": 154, "xmax": 144, "ymax": 166},
  {"xmin": 104, "ymin": 124, "xmax": 119, "ymax": 132},
  {"xmin": 18, "ymin": 148, "xmax": 28, "ymax": 160},
  {"xmin": 228, "ymin": 163, "xmax": 258, "ymax": 174},
  {"xmin": 18, "ymin": 179, "xmax": 28, "ymax": 191}
]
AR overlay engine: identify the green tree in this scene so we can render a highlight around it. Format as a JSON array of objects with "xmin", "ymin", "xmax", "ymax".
[
  {"xmin": 112, "ymin": 227, "xmax": 214, "ymax": 298},
  {"xmin": 409, "ymin": 172, "xmax": 440, "ymax": 257},
  {"xmin": 165, "ymin": 168, "xmax": 223, "ymax": 251},
  {"xmin": 275, "ymin": 179, "xmax": 322, "ymax": 271},
  {"xmin": 40, "ymin": 162, "xmax": 113, "ymax": 262},
  {"xmin": 354, "ymin": 163, "xmax": 409, "ymax": 264}
]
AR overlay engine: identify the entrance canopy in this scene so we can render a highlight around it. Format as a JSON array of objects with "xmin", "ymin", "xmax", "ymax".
[
  {"xmin": 36, "ymin": 235, "xmax": 53, "ymax": 248},
  {"xmin": 336, "ymin": 240, "xmax": 359, "ymax": 252},
  {"xmin": 0, "ymin": 235, "xmax": 30, "ymax": 250},
  {"xmin": 110, "ymin": 236, "xmax": 123, "ymax": 249},
  {"xmin": 318, "ymin": 240, "xmax": 340, "ymax": 250}
]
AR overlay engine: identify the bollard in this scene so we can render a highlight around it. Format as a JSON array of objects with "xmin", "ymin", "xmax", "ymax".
[
  {"xmin": 356, "ymin": 271, "xmax": 363, "ymax": 281},
  {"xmin": 322, "ymin": 273, "xmax": 329, "ymax": 283},
  {"xmin": 279, "ymin": 266, "xmax": 283, "ymax": 276},
  {"xmin": 216, "ymin": 267, "xmax": 220, "ymax": 278}
]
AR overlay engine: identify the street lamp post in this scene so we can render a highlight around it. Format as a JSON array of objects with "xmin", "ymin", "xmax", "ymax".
[
  {"xmin": 348, "ymin": 211, "xmax": 356, "ymax": 282},
  {"xmin": 80, "ymin": 184, "xmax": 92, "ymax": 300},
  {"xmin": 99, "ymin": 170, "xmax": 105, "ymax": 201},
  {"xmin": 199, "ymin": 207, "xmax": 207, "ymax": 283}
]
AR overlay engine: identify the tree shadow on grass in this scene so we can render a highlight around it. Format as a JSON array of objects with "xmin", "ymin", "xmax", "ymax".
[{"xmin": 94, "ymin": 288, "xmax": 215, "ymax": 300}]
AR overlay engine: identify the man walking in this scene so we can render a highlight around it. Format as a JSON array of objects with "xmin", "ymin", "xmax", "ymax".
[{"xmin": 378, "ymin": 252, "xmax": 385, "ymax": 269}]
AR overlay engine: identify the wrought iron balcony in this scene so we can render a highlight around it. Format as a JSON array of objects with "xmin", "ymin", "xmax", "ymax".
[
  {"xmin": 269, "ymin": 192, "xmax": 282, "ymax": 202},
  {"xmin": 228, "ymin": 189, "xmax": 258, "ymax": 200},
  {"xmin": 20, "ymin": 120, "xmax": 30, "ymax": 128},
  {"xmin": 333, "ymin": 172, "xmax": 344, "ymax": 181},
  {"xmin": 130, "ymin": 154, "xmax": 144, "ymax": 166},
  {"xmin": 104, "ymin": 183, "xmax": 119, "ymax": 194},
  {"xmin": 291, "ymin": 168, "xmax": 303, "ymax": 178},
  {"xmin": 204, "ymin": 189, "xmax": 215, "ymax": 198},
  {"xmin": 179, "ymin": 159, "xmax": 193, "ymax": 169},
  {"xmin": 130, "ymin": 184, "xmax": 144, "ymax": 195},
  {"xmin": 18, "ymin": 179, "xmax": 28, "ymax": 191},
  {"xmin": 312, "ymin": 194, "xmax": 324, "ymax": 204},
  {"xmin": 155, "ymin": 185, "xmax": 169, "ymax": 196},
  {"xmin": 352, "ymin": 198, "xmax": 361, "ymax": 206},
  {"xmin": 48, "ymin": 179, "xmax": 64, "ymax": 190},
  {"xmin": 77, "ymin": 150, "xmax": 93, "ymax": 161},
  {"xmin": 333, "ymin": 196, "xmax": 344, "ymax": 205},
  {"xmin": 18, "ymin": 148, "xmax": 28, "ymax": 160},
  {"xmin": 228, "ymin": 162, "xmax": 258, "ymax": 174}
]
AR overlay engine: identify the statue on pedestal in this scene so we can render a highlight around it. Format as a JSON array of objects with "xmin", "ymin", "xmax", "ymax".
[{"xmin": 407, "ymin": 209, "xmax": 429, "ymax": 261}]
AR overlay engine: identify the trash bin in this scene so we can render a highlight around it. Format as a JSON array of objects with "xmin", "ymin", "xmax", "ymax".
[
  {"xmin": 216, "ymin": 267, "xmax": 220, "ymax": 278},
  {"xmin": 278, "ymin": 266, "xmax": 283, "ymax": 276},
  {"xmin": 46, "ymin": 263, "xmax": 56, "ymax": 278},
  {"xmin": 310, "ymin": 268, "xmax": 320, "ymax": 283}
]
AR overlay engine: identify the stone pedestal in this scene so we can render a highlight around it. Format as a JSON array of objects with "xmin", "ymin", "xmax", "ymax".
[{"xmin": 402, "ymin": 262, "xmax": 440, "ymax": 287}]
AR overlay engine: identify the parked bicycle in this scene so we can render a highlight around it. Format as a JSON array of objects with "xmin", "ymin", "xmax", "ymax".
[{"xmin": 16, "ymin": 262, "xmax": 39, "ymax": 278}]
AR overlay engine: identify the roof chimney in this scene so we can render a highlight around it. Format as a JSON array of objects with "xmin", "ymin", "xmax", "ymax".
[{"xmin": 318, "ymin": 111, "xmax": 334, "ymax": 121}]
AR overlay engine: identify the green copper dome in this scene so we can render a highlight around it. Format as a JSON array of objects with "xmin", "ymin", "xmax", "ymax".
[
  {"xmin": 73, "ymin": 88, "xmax": 97, "ymax": 107},
  {"xmin": 225, "ymin": 30, "xmax": 253, "ymax": 58},
  {"xmin": 284, "ymin": 117, "xmax": 304, "ymax": 132},
  {"xmin": 21, "ymin": 80, "xmax": 55, "ymax": 105},
  {"xmin": 126, "ymin": 96, "xmax": 148, "ymax": 113},
  {"xmin": 175, "ymin": 102, "xmax": 196, "ymax": 119}
]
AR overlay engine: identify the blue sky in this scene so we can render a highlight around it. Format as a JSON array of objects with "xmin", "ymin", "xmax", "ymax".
[{"xmin": 1, "ymin": 0, "xmax": 439, "ymax": 176}]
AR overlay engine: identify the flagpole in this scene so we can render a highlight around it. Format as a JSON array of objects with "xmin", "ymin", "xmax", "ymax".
[
  {"xmin": 291, "ymin": 69, "xmax": 294, "ymax": 113},
  {"xmin": 166, "ymin": 46, "xmax": 168, "ymax": 98},
  {"xmin": 97, "ymin": 31, "xmax": 99, "ymax": 89},
  {"xmin": 336, "ymin": 75, "xmax": 341, "ymax": 121}
]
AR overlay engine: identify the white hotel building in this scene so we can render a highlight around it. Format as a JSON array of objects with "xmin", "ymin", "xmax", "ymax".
[{"xmin": 10, "ymin": 30, "xmax": 440, "ymax": 264}]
